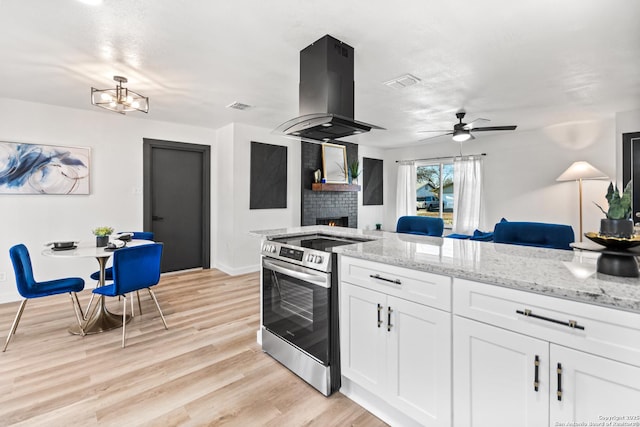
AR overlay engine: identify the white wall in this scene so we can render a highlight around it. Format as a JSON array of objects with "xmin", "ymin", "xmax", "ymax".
[
  {"xmin": 0, "ymin": 98, "xmax": 216, "ymax": 303},
  {"xmin": 214, "ymin": 123, "xmax": 301, "ymax": 275},
  {"xmin": 382, "ymin": 118, "xmax": 616, "ymax": 237}
]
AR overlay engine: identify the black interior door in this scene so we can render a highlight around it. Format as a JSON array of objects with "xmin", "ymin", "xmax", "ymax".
[
  {"xmin": 622, "ymin": 131, "xmax": 640, "ymax": 224},
  {"xmin": 143, "ymin": 139, "xmax": 210, "ymax": 272}
]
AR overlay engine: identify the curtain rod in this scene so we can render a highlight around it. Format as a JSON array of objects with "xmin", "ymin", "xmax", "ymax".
[{"xmin": 395, "ymin": 153, "xmax": 486, "ymax": 164}]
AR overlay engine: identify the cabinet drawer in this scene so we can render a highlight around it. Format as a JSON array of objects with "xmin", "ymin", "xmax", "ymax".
[
  {"xmin": 340, "ymin": 256, "xmax": 451, "ymax": 311},
  {"xmin": 453, "ymin": 278, "xmax": 640, "ymax": 368}
]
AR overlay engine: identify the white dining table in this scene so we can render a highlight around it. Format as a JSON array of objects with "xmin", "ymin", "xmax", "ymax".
[{"xmin": 42, "ymin": 239, "xmax": 154, "ymax": 335}]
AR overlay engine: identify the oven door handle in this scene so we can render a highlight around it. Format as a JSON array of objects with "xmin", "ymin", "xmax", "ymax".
[{"xmin": 262, "ymin": 258, "xmax": 331, "ymax": 288}]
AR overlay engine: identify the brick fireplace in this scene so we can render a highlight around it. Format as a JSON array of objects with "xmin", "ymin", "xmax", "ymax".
[{"xmin": 301, "ymin": 141, "xmax": 358, "ymax": 228}]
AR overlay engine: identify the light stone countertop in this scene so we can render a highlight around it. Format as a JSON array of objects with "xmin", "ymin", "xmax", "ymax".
[{"xmin": 251, "ymin": 226, "xmax": 640, "ymax": 314}]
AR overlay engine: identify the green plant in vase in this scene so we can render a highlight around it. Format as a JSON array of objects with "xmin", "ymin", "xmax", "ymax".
[
  {"xmin": 348, "ymin": 160, "xmax": 361, "ymax": 184},
  {"xmin": 594, "ymin": 181, "xmax": 633, "ymax": 238},
  {"xmin": 92, "ymin": 226, "xmax": 114, "ymax": 247}
]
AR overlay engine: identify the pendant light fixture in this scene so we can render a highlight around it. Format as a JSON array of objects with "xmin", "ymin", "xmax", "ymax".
[{"xmin": 91, "ymin": 76, "xmax": 149, "ymax": 114}]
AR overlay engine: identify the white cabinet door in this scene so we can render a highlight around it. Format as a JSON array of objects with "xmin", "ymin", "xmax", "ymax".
[
  {"xmin": 453, "ymin": 316, "xmax": 549, "ymax": 427},
  {"xmin": 550, "ymin": 344, "xmax": 640, "ymax": 425},
  {"xmin": 340, "ymin": 283, "xmax": 387, "ymax": 392},
  {"xmin": 388, "ymin": 295, "xmax": 452, "ymax": 427}
]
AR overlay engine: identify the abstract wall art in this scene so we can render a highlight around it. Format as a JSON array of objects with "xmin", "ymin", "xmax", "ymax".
[
  {"xmin": 0, "ymin": 141, "xmax": 90, "ymax": 195},
  {"xmin": 363, "ymin": 157, "xmax": 383, "ymax": 205},
  {"xmin": 250, "ymin": 141, "xmax": 287, "ymax": 209}
]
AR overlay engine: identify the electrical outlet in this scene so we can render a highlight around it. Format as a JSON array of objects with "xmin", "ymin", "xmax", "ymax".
[{"xmin": 0, "ymin": 272, "xmax": 6, "ymax": 281}]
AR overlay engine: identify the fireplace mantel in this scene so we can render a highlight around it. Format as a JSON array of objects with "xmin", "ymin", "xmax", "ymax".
[{"xmin": 311, "ymin": 183, "xmax": 361, "ymax": 192}]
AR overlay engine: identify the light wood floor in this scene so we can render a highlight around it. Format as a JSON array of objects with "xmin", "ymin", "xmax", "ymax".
[{"xmin": 0, "ymin": 269, "xmax": 386, "ymax": 427}]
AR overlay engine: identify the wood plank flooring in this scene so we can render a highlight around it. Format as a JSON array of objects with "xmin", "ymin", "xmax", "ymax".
[{"xmin": 0, "ymin": 269, "xmax": 386, "ymax": 427}]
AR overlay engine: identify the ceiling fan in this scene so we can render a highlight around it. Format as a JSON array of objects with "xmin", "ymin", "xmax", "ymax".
[{"xmin": 418, "ymin": 111, "xmax": 517, "ymax": 142}]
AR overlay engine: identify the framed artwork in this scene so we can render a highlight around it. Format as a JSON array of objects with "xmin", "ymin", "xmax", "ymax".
[
  {"xmin": 250, "ymin": 141, "xmax": 287, "ymax": 209},
  {"xmin": 363, "ymin": 157, "xmax": 383, "ymax": 205},
  {"xmin": 322, "ymin": 142, "xmax": 347, "ymax": 183},
  {"xmin": 0, "ymin": 141, "xmax": 90, "ymax": 195}
]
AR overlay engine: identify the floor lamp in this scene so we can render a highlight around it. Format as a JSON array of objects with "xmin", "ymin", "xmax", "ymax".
[{"xmin": 557, "ymin": 161, "xmax": 608, "ymax": 242}]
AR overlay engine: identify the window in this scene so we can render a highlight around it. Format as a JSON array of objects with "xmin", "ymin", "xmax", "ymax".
[{"xmin": 416, "ymin": 162, "xmax": 454, "ymax": 227}]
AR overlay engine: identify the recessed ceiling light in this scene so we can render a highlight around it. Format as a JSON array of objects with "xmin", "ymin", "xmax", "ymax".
[
  {"xmin": 77, "ymin": 0, "xmax": 103, "ymax": 5},
  {"xmin": 383, "ymin": 73, "xmax": 421, "ymax": 89}
]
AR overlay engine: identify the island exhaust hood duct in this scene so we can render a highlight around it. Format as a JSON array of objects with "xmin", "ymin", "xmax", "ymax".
[{"xmin": 275, "ymin": 35, "xmax": 384, "ymax": 141}]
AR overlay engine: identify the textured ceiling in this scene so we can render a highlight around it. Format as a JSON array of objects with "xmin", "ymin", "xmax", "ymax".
[{"xmin": 0, "ymin": 0, "xmax": 638, "ymax": 147}]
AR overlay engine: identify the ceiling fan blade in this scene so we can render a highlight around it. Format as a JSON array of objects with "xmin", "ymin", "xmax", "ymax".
[
  {"xmin": 417, "ymin": 130, "xmax": 453, "ymax": 133},
  {"xmin": 471, "ymin": 125, "xmax": 517, "ymax": 132},
  {"xmin": 418, "ymin": 132, "xmax": 453, "ymax": 141},
  {"xmin": 463, "ymin": 118, "xmax": 490, "ymax": 130}
]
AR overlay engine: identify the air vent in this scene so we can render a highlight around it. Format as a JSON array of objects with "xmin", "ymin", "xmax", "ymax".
[
  {"xmin": 226, "ymin": 101, "xmax": 252, "ymax": 111},
  {"xmin": 383, "ymin": 74, "xmax": 421, "ymax": 89}
]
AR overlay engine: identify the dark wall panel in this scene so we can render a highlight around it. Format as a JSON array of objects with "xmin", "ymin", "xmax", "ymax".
[
  {"xmin": 363, "ymin": 157, "xmax": 383, "ymax": 205},
  {"xmin": 250, "ymin": 141, "xmax": 287, "ymax": 209}
]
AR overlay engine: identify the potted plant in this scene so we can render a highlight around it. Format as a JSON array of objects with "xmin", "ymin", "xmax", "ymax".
[
  {"xmin": 92, "ymin": 226, "xmax": 114, "ymax": 247},
  {"xmin": 348, "ymin": 159, "xmax": 361, "ymax": 184},
  {"xmin": 594, "ymin": 181, "xmax": 633, "ymax": 238}
]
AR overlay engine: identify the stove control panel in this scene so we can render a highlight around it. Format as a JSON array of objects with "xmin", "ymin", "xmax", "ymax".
[
  {"xmin": 261, "ymin": 240, "xmax": 332, "ymax": 272},
  {"xmin": 306, "ymin": 254, "xmax": 324, "ymax": 264},
  {"xmin": 262, "ymin": 244, "xmax": 277, "ymax": 254},
  {"xmin": 278, "ymin": 246, "xmax": 304, "ymax": 262}
]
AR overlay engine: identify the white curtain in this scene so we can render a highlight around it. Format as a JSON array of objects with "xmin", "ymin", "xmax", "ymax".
[
  {"xmin": 396, "ymin": 162, "xmax": 416, "ymax": 219},
  {"xmin": 453, "ymin": 157, "xmax": 483, "ymax": 234}
]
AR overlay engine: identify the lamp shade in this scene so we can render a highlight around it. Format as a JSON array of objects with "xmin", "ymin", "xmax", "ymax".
[{"xmin": 556, "ymin": 161, "xmax": 608, "ymax": 181}]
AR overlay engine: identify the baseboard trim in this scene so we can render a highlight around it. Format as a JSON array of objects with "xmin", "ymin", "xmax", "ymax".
[{"xmin": 214, "ymin": 263, "xmax": 260, "ymax": 276}]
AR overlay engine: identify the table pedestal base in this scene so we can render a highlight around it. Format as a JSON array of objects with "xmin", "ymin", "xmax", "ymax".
[
  {"xmin": 69, "ymin": 297, "xmax": 131, "ymax": 335},
  {"xmin": 597, "ymin": 253, "xmax": 640, "ymax": 277}
]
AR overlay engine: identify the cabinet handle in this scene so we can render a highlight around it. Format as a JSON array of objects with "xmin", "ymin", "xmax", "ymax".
[
  {"xmin": 516, "ymin": 309, "xmax": 585, "ymax": 331},
  {"xmin": 556, "ymin": 363, "xmax": 563, "ymax": 401},
  {"xmin": 534, "ymin": 355, "xmax": 540, "ymax": 392},
  {"xmin": 369, "ymin": 274, "xmax": 402, "ymax": 285},
  {"xmin": 377, "ymin": 304, "xmax": 383, "ymax": 328},
  {"xmin": 387, "ymin": 307, "xmax": 393, "ymax": 332}
]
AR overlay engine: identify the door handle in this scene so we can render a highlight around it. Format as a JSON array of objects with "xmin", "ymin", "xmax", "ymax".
[
  {"xmin": 377, "ymin": 304, "xmax": 383, "ymax": 328},
  {"xmin": 387, "ymin": 307, "xmax": 393, "ymax": 332},
  {"xmin": 534, "ymin": 355, "xmax": 540, "ymax": 392},
  {"xmin": 556, "ymin": 363, "xmax": 563, "ymax": 401},
  {"xmin": 152, "ymin": 215, "xmax": 164, "ymax": 221}
]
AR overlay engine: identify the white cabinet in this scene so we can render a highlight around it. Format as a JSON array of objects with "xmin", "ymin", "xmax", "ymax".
[
  {"xmin": 340, "ymin": 259, "xmax": 452, "ymax": 427},
  {"xmin": 340, "ymin": 283, "xmax": 387, "ymax": 392},
  {"xmin": 550, "ymin": 345, "xmax": 640, "ymax": 423},
  {"xmin": 453, "ymin": 316, "xmax": 549, "ymax": 427},
  {"xmin": 453, "ymin": 278, "xmax": 640, "ymax": 427}
]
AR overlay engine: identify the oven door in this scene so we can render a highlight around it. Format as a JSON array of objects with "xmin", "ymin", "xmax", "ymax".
[{"xmin": 262, "ymin": 257, "xmax": 331, "ymax": 365}]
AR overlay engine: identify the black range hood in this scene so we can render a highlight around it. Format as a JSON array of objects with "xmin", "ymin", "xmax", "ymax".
[{"xmin": 275, "ymin": 35, "xmax": 384, "ymax": 141}]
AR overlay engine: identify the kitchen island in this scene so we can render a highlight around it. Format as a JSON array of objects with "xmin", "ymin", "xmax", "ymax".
[{"xmin": 253, "ymin": 226, "xmax": 640, "ymax": 427}]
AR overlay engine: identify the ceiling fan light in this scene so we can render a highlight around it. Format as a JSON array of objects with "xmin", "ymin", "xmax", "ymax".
[{"xmin": 452, "ymin": 129, "xmax": 471, "ymax": 142}]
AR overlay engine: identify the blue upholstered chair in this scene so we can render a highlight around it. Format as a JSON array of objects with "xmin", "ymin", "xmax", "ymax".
[
  {"xmin": 87, "ymin": 231, "xmax": 154, "ymax": 317},
  {"xmin": 493, "ymin": 221, "xmax": 575, "ymax": 250},
  {"xmin": 86, "ymin": 243, "xmax": 167, "ymax": 348},
  {"xmin": 396, "ymin": 216, "xmax": 445, "ymax": 237},
  {"xmin": 3, "ymin": 244, "xmax": 85, "ymax": 352}
]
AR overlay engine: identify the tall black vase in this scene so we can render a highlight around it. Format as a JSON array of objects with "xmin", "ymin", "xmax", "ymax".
[{"xmin": 600, "ymin": 218, "xmax": 634, "ymax": 238}]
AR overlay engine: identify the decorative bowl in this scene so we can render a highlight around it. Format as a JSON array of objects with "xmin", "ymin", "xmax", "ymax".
[
  {"xmin": 52, "ymin": 241, "xmax": 75, "ymax": 249},
  {"xmin": 584, "ymin": 232, "xmax": 640, "ymax": 250}
]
